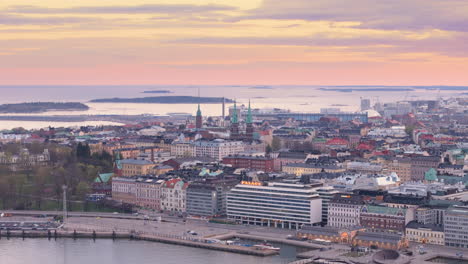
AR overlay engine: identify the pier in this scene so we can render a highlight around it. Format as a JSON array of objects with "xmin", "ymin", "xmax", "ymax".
[{"xmin": 0, "ymin": 229, "xmax": 278, "ymax": 257}]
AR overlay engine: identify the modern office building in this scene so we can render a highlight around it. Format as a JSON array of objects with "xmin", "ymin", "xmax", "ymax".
[
  {"xmin": 444, "ymin": 206, "xmax": 468, "ymax": 248},
  {"xmin": 186, "ymin": 178, "xmax": 238, "ymax": 217},
  {"xmin": 227, "ymin": 181, "xmax": 322, "ymax": 229},
  {"xmin": 314, "ymin": 186, "xmax": 339, "ymax": 225}
]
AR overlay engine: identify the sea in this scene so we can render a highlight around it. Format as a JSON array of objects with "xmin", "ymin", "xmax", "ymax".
[
  {"xmin": 0, "ymin": 238, "xmax": 298, "ymax": 264},
  {"xmin": 0, "ymin": 85, "xmax": 465, "ymax": 130}
]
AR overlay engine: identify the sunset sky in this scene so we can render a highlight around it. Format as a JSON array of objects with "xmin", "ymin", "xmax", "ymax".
[{"xmin": 1, "ymin": 0, "xmax": 468, "ymax": 85}]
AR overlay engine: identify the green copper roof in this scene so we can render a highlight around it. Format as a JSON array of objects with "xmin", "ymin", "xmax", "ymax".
[
  {"xmin": 246, "ymin": 100, "xmax": 252, "ymax": 124},
  {"xmin": 362, "ymin": 205, "xmax": 406, "ymax": 216},
  {"xmin": 95, "ymin": 173, "xmax": 113, "ymax": 183},
  {"xmin": 196, "ymin": 104, "xmax": 202, "ymax": 116},
  {"xmin": 425, "ymin": 168, "xmax": 437, "ymax": 182},
  {"xmin": 232, "ymin": 101, "xmax": 238, "ymax": 123}
]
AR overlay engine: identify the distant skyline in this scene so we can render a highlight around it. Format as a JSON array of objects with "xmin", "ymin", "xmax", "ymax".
[{"xmin": 1, "ymin": 0, "xmax": 468, "ymax": 85}]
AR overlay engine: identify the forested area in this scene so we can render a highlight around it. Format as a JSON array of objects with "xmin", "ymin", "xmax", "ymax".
[{"xmin": 0, "ymin": 142, "xmax": 113, "ymax": 211}]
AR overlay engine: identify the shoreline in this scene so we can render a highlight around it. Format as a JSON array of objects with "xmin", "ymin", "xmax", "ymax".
[{"xmin": 0, "ymin": 229, "xmax": 278, "ymax": 257}]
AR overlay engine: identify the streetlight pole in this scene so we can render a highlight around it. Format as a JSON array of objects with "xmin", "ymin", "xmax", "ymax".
[{"xmin": 62, "ymin": 185, "xmax": 67, "ymax": 224}]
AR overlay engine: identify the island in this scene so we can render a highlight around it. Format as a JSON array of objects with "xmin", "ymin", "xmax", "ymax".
[
  {"xmin": 90, "ymin": 96, "xmax": 234, "ymax": 104},
  {"xmin": 319, "ymin": 87, "xmax": 415, "ymax": 92},
  {"xmin": 0, "ymin": 102, "xmax": 89, "ymax": 113},
  {"xmin": 142, "ymin": 90, "xmax": 172, "ymax": 94}
]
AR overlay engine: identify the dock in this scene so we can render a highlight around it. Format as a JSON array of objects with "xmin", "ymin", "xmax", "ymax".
[{"xmin": 0, "ymin": 229, "xmax": 278, "ymax": 257}]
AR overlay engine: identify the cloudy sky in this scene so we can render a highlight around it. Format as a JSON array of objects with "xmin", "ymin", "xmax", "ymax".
[{"xmin": 1, "ymin": 0, "xmax": 467, "ymax": 85}]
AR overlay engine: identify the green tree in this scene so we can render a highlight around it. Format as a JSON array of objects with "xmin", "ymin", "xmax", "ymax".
[
  {"xmin": 271, "ymin": 136, "xmax": 282, "ymax": 151},
  {"xmin": 75, "ymin": 182, "xmax": 91, "ymax": 199}
]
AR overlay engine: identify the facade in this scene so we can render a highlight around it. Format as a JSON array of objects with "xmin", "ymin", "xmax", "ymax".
[
  {"xmin": 386, "ymin": 158, "xmax": 412, "ymax": 183},
  {"xmin": 170, "ymin": 141, "xmax": 196, "ymax": 157},
  {"xmin": 352, "ymin": 231, "xmax": 409, "ymax": 250},
  {"xmin": 112, "ymin": 177, "xmax": 137, "ymax": 204},
  {"xmin": 160, "ymin": 178, "xmax": 188, "ymax": 213},
  {"xmin": 282, "ymin": 163, "xmax": 345, "ymax": 176},
  {"xmin": 406, "ymin": 221, "xmax": 444, "ymax": 245},
  {"xmin": 135, "ymin": 178, "xmax": 164, "ymax": 210},
  {"xmin": 444, "ymin": 206, "xmax": 468, "ymax": 248},
  {"xmin": 315, "ymin": 186, "xmax": 339, "ymax": 225},
  {"xmin": 193, "ymin": 139, "xmax": 244, "ymax": 160},
  {"xmin": 328, "ymin": 194, "xmax": 365, "ymax": 228},
  {"xmin": 410, "ymin": 156, "xmax": 440, "ymax": 181},
  {"xmin": 186, "ymin": 178, "xmax": 238, "ymax": 217},
  {"xmin": 120, "ymin": 159, "xmax": 155, "ymax": 177},
  {"xmin": 227, "ymin": 181, "xmax": 322, "ymax": 229},
  {"xmin": 360, "ymin": 205, "xmax": 407, "ymax": 232},
  {"xmin": 297, "ymin": 226, "xmax": 363, "ymax": 244},
  {"xmin": 273, "ymin": 152, "xmax": 308, "ymax": 171},
  {"xmin": 222, "ymin": 155, "xmax": 275, "ymax": 172},
  {"xmin": 196, "ymin": 104, "xmax": 203, "ymax": 129}
]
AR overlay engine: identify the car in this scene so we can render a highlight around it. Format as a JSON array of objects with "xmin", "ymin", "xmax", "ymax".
[{"xmin": 112, "ymin": 212, "xmax": 119, "ymax": 215}]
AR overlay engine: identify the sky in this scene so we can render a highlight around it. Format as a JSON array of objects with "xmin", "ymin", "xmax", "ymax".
[{"xmin": 1, "ymin": 0, "xmax": 468, "ymax": 85}]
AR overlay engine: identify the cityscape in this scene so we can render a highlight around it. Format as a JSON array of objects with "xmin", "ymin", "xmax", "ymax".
[{"xmin": 0, "ymin": 1, "xmax": 468, "ymax": 264}]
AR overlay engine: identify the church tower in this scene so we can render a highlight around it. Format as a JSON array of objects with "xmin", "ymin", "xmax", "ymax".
[
  {"xmin": 246, "ymin": 100, "xmax": 254, "ymax": 141},
  {"xmin": 196, "ymin": 103, "xmax": 202, "ymax": 129},
  {"xmin": 230, "ymin": 101, "xmax": 240, "ymax": 140}
]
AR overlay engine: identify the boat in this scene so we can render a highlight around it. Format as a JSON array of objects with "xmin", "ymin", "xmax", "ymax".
[{"xmin": 253, "ymin": 243, "xmax": 280, "ymax": 251}]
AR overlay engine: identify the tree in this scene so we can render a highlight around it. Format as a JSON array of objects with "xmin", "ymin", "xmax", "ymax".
[
  {"xmin": 75, "ymin": 182, "xmax": 91, "ymax": 199},
  {"xmin": 266, "ymin": 145, "xmax": 273, "ymax": 154},
  {"xmin": 271, "ymin": 137, "xmax": 282, "ymax": 151}
]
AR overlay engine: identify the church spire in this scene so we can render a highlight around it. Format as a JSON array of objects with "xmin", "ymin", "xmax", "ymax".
[
  {"xmin": 246, "ymin": 99, "xmax": 252, "ymax": 124},
  {"xmin": 196, "ymin": 103, "xmax": 201, "ymax": 116},
  {"xmin": 232, "ymin": 101, "xmax": 238, "ymax": 124}
]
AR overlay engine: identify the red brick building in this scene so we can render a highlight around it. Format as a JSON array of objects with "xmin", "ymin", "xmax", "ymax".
[
  {"xmin": 222, "ymin": 155, "xmax": 275, "ymax": 172},
  {"xmin": 360, "ymin": 205, "xmax": 408, "ymax": 232}
]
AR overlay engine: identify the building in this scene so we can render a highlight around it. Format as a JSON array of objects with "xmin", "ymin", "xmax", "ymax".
[
  {"xmin": 230, "ymin": 101, "xmax": 254, "ymax": 141},
  {"xmin": 222, "ymin": 155, "xmax": 275, "ymax": 172},
  {"xmin": 410, "ymin": 156, "xmax": 440, "ymax": 181},
  {"xmin": 186, "ymin": 178, "xmax": 238, "ymax": 217},
  {"xmin": 160, "ymin": 178, "xmax": 188, "ymax": 213},
  {"xmin": 360, "ymin": 98, "xmax": 371, "ymax": 111},
  {"xmin": 405, "ymin": 221, "xmax": 444, "ymax": 245},
  {"xmin": 170, "ymin": 141, "xmax": 196, "ymax": 157},
  {"xmin": 193, "ymin": 139, "xmax": 244, "ymax": 160},
  {"xmin": 352, "ymin": 231, "xmax": 408, "ymax": 250},
  {"xmin": 112, "ymin": 177, "xmax": 137, "ymax": 204},
  {"xmin": 297, "ymin": 225, "xmax": 363, "ymax": 244},
  {"xmin": 360, "ymin": 205, "xmax": 407, "ymax": 232},
  {"xmin": 196, "ymin": 104, "xmax": 203, "ymax": 129},
  {"xmin": 315, "ymin": 186, "xmax": 340, "ymax": 225},
  {"xmin": 92, "ymin": 173, "xmax": 113, "ymax": 195},
  {"xmin": 386, "ymin": 158, "xmax": 412, "ymax": 183},
  {"xmin": 328, "ymin": 193, "xmax": 365, "ymax": 228},
  {"xmin": 444, "ymin": 206, "xmax": 468, "ymax": 248},
  {"xmin": 135, "ymin": 178, "xmax": 164, "ymax": 210},
  {"xmin": 282, "ymin": 163, "xmax": 345, "ymax": 176},
  {"xmin": 273, "ymin": 152, "xmax": 308, "ymax": 171},
  {"xmin": 227, "ymin": 181, "xmax": 322, "ymax": 229},
  {"xmin": 346, "ymin": 162, "xmax": 382, "ymax": 174},
  {"xmin": 120, "ymin": 159, "xmax": 155, "ymax": 177}
]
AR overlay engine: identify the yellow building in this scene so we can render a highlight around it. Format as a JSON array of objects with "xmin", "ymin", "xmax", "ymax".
[
  {"xmin": 120, "ymin": 159, "xmax": 155, "ymax": 177},
  {"xmin": 282, "ymin": 163, "xmax": 345, "ymax": 176},
  {"xmin": 405, "ymin": 221, "xmax": 444, "ymax": 245}
]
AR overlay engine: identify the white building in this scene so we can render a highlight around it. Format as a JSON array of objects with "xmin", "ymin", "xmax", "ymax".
[
  {"xmin": 170, "ymin": 141, "xmax": 196, "ymax": 157},
  {"xmin": 328, "ymin": 193, "xmax": 365, "ymax": 228},
  {"xmin": 194, "ymin": 139, "xmax": 244, "ymax": 160},
  {"xmin": 160, "ymin": 178, "xmax": 188, "ymax": 213},
  {"xmin": 227, "ymin": 181, "xmax": 322, "ymax": 229}
]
